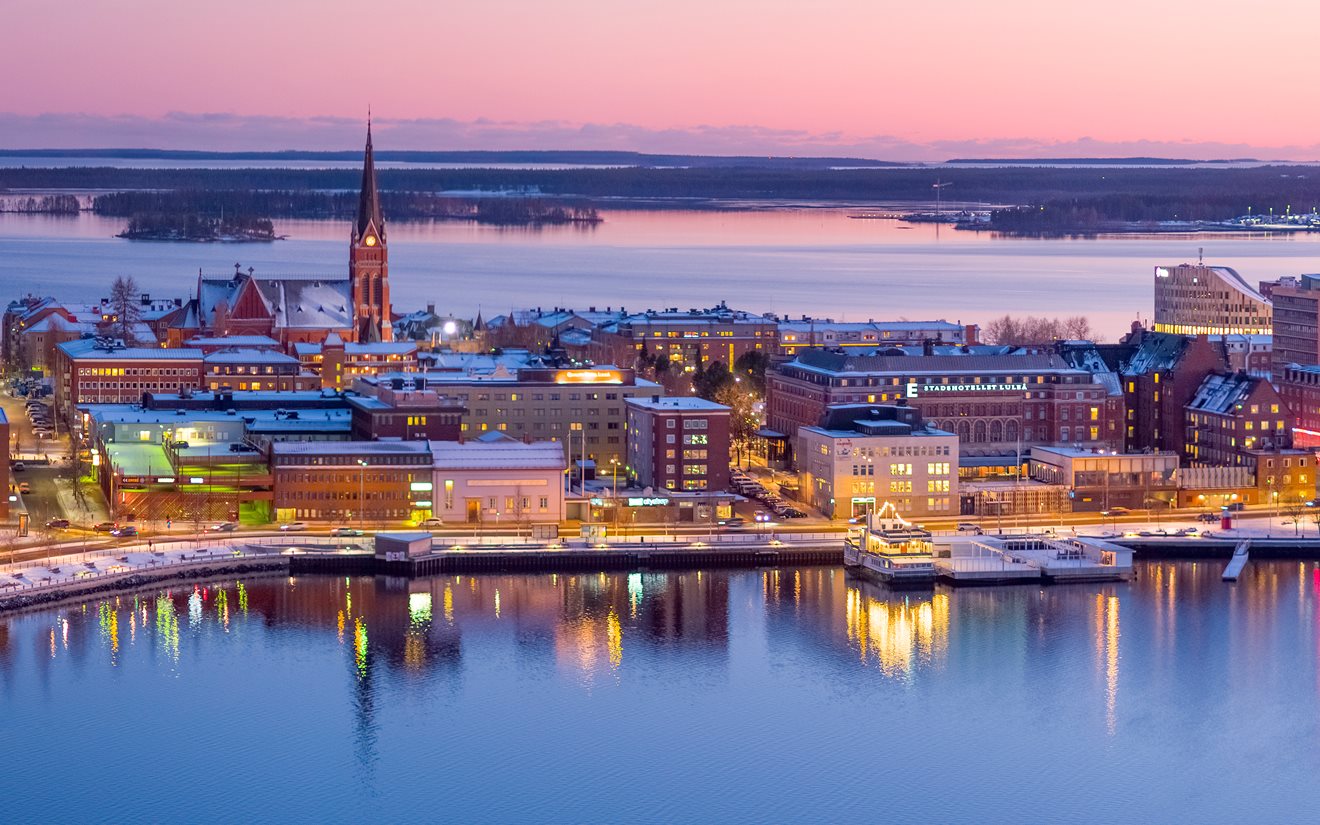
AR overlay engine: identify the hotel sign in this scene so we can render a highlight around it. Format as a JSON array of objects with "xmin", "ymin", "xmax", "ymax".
[
  {"xmin": 906, "ymin": 382, "xmax": 1028, "ymax": 397},
  {"xmin": 556, "ymin": 369, "xmax": 623, "ymax": 384}
]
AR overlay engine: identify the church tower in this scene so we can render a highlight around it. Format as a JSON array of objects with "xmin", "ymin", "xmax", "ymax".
[{"xmin": 350, "ymin": 117, "xmax": 393, "ymax": 342}]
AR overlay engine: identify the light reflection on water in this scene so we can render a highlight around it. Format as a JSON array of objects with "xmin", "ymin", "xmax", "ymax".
[{"xmin": 3, "ymin": 562, "xmax": 1320, "ymax": 822}]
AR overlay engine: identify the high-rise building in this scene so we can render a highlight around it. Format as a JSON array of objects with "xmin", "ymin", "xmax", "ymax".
[
  {"xmin": 1269, "ymin": 274, "xmax": 1320, "ymax": 378},
  {"xmin": 1153, "ymin": 263, "xmax": 1272, "ymax": 336}
]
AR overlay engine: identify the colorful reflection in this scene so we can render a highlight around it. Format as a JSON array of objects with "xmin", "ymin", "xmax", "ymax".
[{"xmin": 844, "ymin": 584, "xmax": 949, "ymax": 676}]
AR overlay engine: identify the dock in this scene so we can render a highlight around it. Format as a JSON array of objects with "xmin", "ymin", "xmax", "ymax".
[
  {"xmin": 936, "ymin": 535, "xmax": 1134, "ymax": 585},
  {"xmin": 1222, "ymin": 540, "xmax": 1251, "ymax": 581}
]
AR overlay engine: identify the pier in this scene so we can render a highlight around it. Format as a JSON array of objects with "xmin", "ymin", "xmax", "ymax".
[
  {"xmin": 1222, "ymin": 540, "xmax": 1251, "ymax": 581},
  {"xmin": 936, "ymin": 535, "xmax": 1134, "ymax": 585}
]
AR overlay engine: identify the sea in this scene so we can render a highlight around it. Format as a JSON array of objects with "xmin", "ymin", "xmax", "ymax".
[
  {"xmin": 2, "ymin": 562, "xmax": 1319, "ymax": 823},
  {"xmin": 5, "ymin": 207, "xmax": 1320, "ymax": 336}
]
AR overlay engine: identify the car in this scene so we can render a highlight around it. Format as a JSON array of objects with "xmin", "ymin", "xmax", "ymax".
[
  {"xmin": 418, "ymin": 517, "xmax": 444, "ymax": 528},
  {"xmin": 279, "ymin": 522, "xmax": 308, "ymax": 532},
  {"xmin": 9, "ymin": 461, "xmax": 23, "ymax": 472},
  {"xmin": 1102, "ymin": 507, "xmax": 1131, "ymax": 516},
  {"xmin": 17, "ymin": 482, "xmax": 31, "ymax": 494},
  {"xmin": 718, "ymin": 517, "xmax": 746, "ymax": 529},
  {"xmin": 93, "ymin": 521, "xmax": 116, "ymax": 532},
  {"xmin": 780, "ymin": 508, "xmax": 807, "ymax": 518},
  {"xmin": 45, "ymin": 518, "xmax": 69, "ymax": 529},
  {"xmin": 957, "ymin": 522, "xmax": 981, "ymax": 532},
  {"xmin": 33, "ymin": 430, "xmax": 52, "ymax": 439},
  {"xmin": 1227, "ymin": 502, "xmax": 1246, "ymax": 512},
  {"xmin": 1138, "ymin": 531, "xmax": 1154, "ymax": 537},
  {"xmin": 332, "ymin": 527, "xmax": 364, "ymax": 537},
  {"xmin": 209, "ymin": 522, "xmax": 238, "ymax": 532},
  {"xmin": 1197, "ymin": 512, "xmax": 1219, "ymax": 523},
  {"xmin": 110, "ymin": 526, "xmax": 138, "ymax": 538}
]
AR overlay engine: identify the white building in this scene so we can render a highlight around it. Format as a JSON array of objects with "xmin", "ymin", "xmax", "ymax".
[
  {"xmin": 430, "ymin": 434, "xmax": 566, "ymax": 525},
  {"xmin": 797, "ymin": 404, "xmax": 959, "ymax": 521}
]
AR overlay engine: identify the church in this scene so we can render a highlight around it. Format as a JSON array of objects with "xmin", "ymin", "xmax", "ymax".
[{"xmin": 168, "ymin": 121, "xmax": 394, "ymax": 347}]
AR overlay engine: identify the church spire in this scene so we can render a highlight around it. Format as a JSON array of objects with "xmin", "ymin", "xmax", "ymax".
[{"xmin": 355, "ymin": 115, "xmax": 384, "ymax": 243}]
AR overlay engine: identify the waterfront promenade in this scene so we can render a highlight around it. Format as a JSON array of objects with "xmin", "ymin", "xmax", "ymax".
[{"xmin": 0, "ymin": 530, "xmax": 843, "ymax": 613}]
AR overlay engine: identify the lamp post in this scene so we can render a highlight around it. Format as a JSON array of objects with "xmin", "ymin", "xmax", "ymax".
[{"xmin": 358, "ymin": 459, "xmax": 367, "ymax": 530}]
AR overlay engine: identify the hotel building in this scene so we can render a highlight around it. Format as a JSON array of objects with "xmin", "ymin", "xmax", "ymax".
[{"xmin": 767, "ymin": 348, "xmax": 1124, "ymax": 474}]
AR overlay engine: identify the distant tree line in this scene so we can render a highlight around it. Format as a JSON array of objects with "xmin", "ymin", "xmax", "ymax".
[
  {"xmin": 92, "ymin": 190, "xmax": 598, "ymax": 226},
  {"xmin": 985, "ymin": 193, "xmax": 1294, "ymax": 233},
  {"xmin": 10, "ymin": 164, "xmax": 1320, "ymax": 207},
  {"xmin": 0, "ymin": 194, "xmax": 80, "ymax": 214}
]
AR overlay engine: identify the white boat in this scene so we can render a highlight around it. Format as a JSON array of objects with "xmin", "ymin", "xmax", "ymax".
[{"xmin": 843, "ymin": 503, "xmax": 936, "ymax": 587}]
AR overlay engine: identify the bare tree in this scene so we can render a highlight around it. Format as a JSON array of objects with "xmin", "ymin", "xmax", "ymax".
[
  {"xmin": 983, "ymin": 314, "xmax": 1101, "ymax": 346},
  {"xmin": 1282, "ymin": 493, "xmax": 1308, "ymax": 537},
  {"xmin": 108, "ymin": 275, "xmax": 144, "ymax": 345}
]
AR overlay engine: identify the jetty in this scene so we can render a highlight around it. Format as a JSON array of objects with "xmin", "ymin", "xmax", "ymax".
[
  {"xmin": 1222, "ymin": 540, "xmax": 1251, "ymax": 581},
  {"xmin": 936, "ymin": 534, "xmax": 1134, "ymax": 585}
]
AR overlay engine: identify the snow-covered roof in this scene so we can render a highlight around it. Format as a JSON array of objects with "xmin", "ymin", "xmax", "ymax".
[
  {"xmin": 203, "ymin": 348, "xmax": 300, "ymax": 365},
  {"xmin": 430, "ymin": 439, "xmax": 567, "ymax": 471},
  {"xmin": 57, "ymin": 339, "xmax": 201, "ymax": 360},
  {"xmin": 626, "ymin": 396, "xmax": 729, "ymax": 412},
  {"xmin": 187, "ymin": 335, "xmax": 281, "ymax": 348},
  {"xmin": 273, "ymin": 440, "xmax": 431, "ymax": 457}
]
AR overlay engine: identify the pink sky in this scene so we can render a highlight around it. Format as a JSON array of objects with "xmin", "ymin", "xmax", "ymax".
[{"xmin": 4, "ymin": 0, "xmax": 1317, "ymax": 159}]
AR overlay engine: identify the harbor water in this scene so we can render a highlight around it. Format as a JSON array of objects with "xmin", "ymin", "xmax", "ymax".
[{"xmin": 3, "ymin": 560, "xmax": 1320, "ymax": 823}]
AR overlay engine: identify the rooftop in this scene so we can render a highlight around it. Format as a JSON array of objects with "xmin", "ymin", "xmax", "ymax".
[
  {"xmin": 626, "ymin": 396, "xmax": 730, "ymax": 412},
  {"xmin": 273, "ymin": 440, "xmax": 432, "ymax": 457},
  {"xmin": 58, "ymin": 339, "xmax": 202, "ymax": 360},
  {"xmin": 430, "ymin": 438, "xmax": 567, "ymax": 471}
]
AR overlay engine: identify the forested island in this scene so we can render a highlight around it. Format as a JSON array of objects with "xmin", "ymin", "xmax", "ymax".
[{"xmin": 117, "ymin": 213, "xmax": 279, "ymax": 242}]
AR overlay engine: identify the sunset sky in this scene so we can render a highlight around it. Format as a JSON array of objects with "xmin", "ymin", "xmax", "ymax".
[{"xmin": 4, "ymin": 0, "xmax": 1316, "ymax": 159}]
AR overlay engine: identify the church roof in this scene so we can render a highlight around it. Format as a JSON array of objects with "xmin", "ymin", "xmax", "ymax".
[
  {"xmin": 355, "ymin": 119, "xmax": 385, "ymax": 243},
  {"xmin": 250, "ymin": 277, "xmax": 352, "ymax": 330}
]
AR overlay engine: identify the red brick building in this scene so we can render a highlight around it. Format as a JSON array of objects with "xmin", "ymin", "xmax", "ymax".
[
  {"xmin": 271, "ymin": 441, "xmax": 432, "ymax": 523},
  {"xmin": 347, "ymin": 381, "xmax": 464, "ymax": 441},
  {"xmin": 1110, "ymin": 329, "xmax": 1229, "ymax": 456},
  {"xmin": 767, "ymin": 348, "xmax": 1124, "ymax": 472},
  {"xmin": 1185, "ymin": 372, "xmax": 1291, "ymax": 466},
  {"xmin": 625, "ymin": 396, "xmax": 731, "ymax": 492},
  {"xmin": 1279, "ymin": 364, "xmax": 1320, "ymax": 448},
  {"xmin": 53, "ymin": 339, "xmax": 204, "ymax": 421}
]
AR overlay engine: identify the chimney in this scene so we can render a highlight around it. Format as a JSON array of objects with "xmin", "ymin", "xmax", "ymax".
[{"xmin": 426, "ymin": 302, "xmax": 435, "ymax": 315}]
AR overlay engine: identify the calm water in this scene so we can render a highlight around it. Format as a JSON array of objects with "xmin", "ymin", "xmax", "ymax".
[
  {"xmin": 7, "ymin": 209, "xmax": 1320, "ymax": 333},
  {"xmin": 3, "ymin": 561, "xmax": 1320, "ymax": 823}
]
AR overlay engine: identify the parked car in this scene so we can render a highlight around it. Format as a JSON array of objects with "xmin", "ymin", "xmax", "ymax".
[
  {"xmin": 110, "ymin": 526, "xmax": 138, "ymax": 538},
  {"xmin": 279, "ymin": 522, "xmax": 308, "ymax": 532},
  {"xmin": 780, "ymin": 508, "xmax": 807, "ymax": 518},
  {"xmin": 418, "ymin": 517, "xmax": 444, "ymax": 528},
  {"xmin": 1227, "ymin": 502, "xmax": 1246, "ymax": 512},
  {"xmin": 33, "ymin": 430, "xmax": 52, "ymax": 439},
  {"xmin": 10, "ymin": 461, "xmax": 23, "ymax": 472},
  {"xmin": 209, "ymin": 522, "xmax": 238, "ymax": 532},
  {"xmin": 332, "ymin": 527, "xmax": 364, "ymax": 537},
  {"xmin": 45, "ymin": 518, "xmax": 69, "ymax": 529}
]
